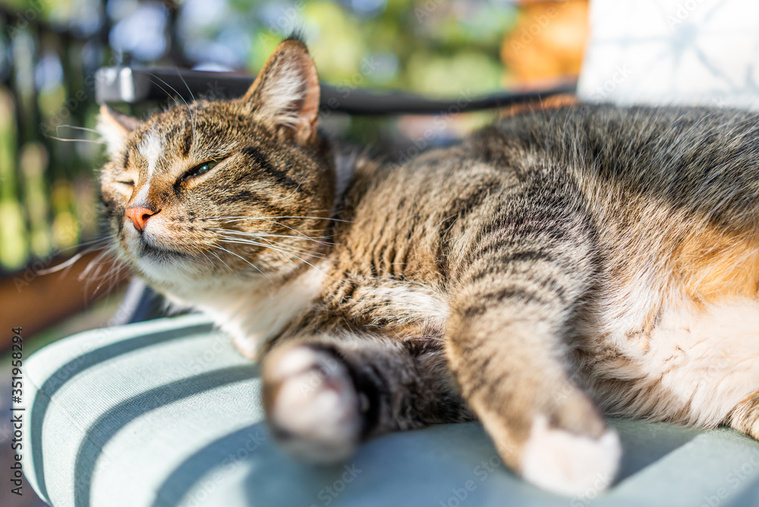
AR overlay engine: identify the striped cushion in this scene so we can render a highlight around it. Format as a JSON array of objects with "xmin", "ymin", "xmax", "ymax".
[{"xmin": 22, "ymin": 314, "xmax": 759, "ymax": 506}]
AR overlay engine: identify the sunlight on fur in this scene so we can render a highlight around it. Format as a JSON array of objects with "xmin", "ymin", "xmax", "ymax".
[{"xmin": 95, "ymin": 38, "xmax": 759, "ymax": 496}]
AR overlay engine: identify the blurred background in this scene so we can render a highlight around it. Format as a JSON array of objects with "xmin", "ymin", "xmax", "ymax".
[
  {"xmin": 0, "ymin": 1, "xmax": 587, "ymax": 502},
  {"xmin": 0, "ymin": 0, "xmax": 589, "ymax": 349}
]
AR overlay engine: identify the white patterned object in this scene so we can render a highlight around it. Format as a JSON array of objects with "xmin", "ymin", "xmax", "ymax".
[{"xmin": 578, "ymin": 0, "xmax": 759, "ymax": 110}]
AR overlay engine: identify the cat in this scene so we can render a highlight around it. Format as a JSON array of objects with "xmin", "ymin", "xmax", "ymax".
[{"xmin": 96, "ymin": 38, "xmax": 759, "ymax": 496}]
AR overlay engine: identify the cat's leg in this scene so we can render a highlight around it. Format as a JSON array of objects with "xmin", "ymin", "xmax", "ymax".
[
  {"xmin": 444, "ymin": 186, "xmax": 621, "ymax": 496},
  {"xmin": 726, "ymin": 391, "xmax": 759, "ymax": 439},
  {"xmin": 261, "ymin": 332, "xmax": 472, "ymax": 463}
]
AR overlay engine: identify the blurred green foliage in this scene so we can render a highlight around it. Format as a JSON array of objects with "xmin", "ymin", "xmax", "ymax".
[
  {"xmin": 246, "ymin": 0, "xmax": 515, "ymax": 96},
  {"xmin": 0, "ymin": 0, "xmax": 518, "ymax": 272}
]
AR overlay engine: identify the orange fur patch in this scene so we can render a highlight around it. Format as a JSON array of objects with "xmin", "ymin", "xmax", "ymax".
[{"xmin": 674, "ymin": 228, "xmax": 759, "ymax": 304}]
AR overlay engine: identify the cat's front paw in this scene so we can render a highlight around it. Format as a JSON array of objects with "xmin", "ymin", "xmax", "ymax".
[{"xmin": 262, "ymin": 344, "xmax": 362, "ymax": 463}]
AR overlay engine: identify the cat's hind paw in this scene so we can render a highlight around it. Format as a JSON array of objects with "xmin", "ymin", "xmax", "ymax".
[
  {"xmin": 726, "ymin": 390, "xmax": 759, "ymax": 440},
  {"xmin": 520, "ymin": 415, "xmax": 621, "ymax": 497},
  {"xmin": 262, "ymin": 344, "xmax": 362, "ymax": 463}
]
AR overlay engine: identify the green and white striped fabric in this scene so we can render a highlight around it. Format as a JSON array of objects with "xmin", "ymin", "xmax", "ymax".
[{"xmin": 21, "ymin": 314, "xmax": 759, "ymax": 507}]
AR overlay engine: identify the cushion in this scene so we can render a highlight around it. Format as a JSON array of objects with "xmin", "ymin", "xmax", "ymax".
[{"xmin": 21, "ymin": 314, "xmax": 759, "ymax": 506}]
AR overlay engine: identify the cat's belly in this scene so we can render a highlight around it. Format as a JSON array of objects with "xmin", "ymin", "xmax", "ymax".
[
  {"xmin": 581, "ymin": 218, "xmax": 759, "ymax": 426},
  {"xmin": 586, "ymin": 297, "xmax": 759, "ymax": 427}
]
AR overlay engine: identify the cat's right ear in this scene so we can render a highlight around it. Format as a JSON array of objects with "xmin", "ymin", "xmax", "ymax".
[
  {"xmin": 242, "ymin": 39, "xmax": 320, "ymax": 145},
  {"xmin": 97, "ymin": 105, "xmax": 141, "ymax": 156}
]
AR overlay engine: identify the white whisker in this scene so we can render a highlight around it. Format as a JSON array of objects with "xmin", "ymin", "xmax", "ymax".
[
  {"xmin": 35, "ymin": 239, "xmax": 112, "ymax": 275},
  {"xmin": 56, "ymin": 125, "xmax": 101, "ymax": 135},
  {"xmin": 215, "ymin": 233, "xmax": 326, "ymax": 256},
  {"xmin": 210, "ymin": 243, "xmax": 272, "ymax": 282},
  {"xmin": 251, "ymin": 234, "xmax": 333, "ymax": 278},
  {"xmin": 213, "ymin": 228, "xmax": 332, "ymax": 246},
  {"xmin": 46, "ymin": 135, "xmax": 106, "ymax": 144},
  {"xmin": 210, "ymin": 215, "xmax": 350, "ymax": 223}
]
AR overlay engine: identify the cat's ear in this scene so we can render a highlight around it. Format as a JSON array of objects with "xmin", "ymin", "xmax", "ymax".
[
  {"xmin": 97, "ymin": 105, "xmax": 141, "ymax": 156},
  {"xmin": 243, "ymin": 39, "xmax": 320, "ymax": 145}
]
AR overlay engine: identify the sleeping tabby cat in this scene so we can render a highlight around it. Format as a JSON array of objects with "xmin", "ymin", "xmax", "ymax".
[{"xmin": 97, "ymin": 39, "xmax": 759, "ymax": 496}]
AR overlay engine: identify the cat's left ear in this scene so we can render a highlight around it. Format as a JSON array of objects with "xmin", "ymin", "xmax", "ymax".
[
  {"xmin": 243, "ymin": 39, "xmax": 320, "ymax": 145},
  {"xmin": 97, "ymin": 105, "xmax": 142, "ymax": 156}
]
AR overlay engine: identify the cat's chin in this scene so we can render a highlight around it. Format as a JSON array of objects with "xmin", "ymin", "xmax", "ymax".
[
  {"xmin": 139, "ymin": 241, "xmax": 189, "ymax": 260},
  {"xmin": 126, "ymin": 242, "xmax": 202, "ymax": 288},
  {"xmin": 133, "ymin": 252, "xmax": 268, "ymax": 295},
  {"xmin": 134, "ymin": 255, "xmax": 200, "ymax": 287}
]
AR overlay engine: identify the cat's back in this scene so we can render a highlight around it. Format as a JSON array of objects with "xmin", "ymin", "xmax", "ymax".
[
  {"xmin": 489, "ymin": 103, "xmax": 759, "ymax": 165},
  {"xmin": 491, "ymin": 104, "xmax": 759, "ymax": 189},
  {"xmin": 344, "ymin": 103, "xmax": 759, "ymax": 234},
  {"xmin": 473, "ymin": 103, "xmax": 759, "ymax": 230}
]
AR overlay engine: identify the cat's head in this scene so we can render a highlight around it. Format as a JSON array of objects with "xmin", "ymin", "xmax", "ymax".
[{"xmin": 98, "ymin": 39, "xmax": 336, "ymax": 293}]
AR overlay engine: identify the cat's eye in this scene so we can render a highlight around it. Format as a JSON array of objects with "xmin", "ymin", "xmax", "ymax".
[
  {"xmin": 180, "ymin": 160, "xmax": 219, "ymax": 183},
  {"xmin": 116, "ymin": 179, "xmax": 134, "ymax": 187}
]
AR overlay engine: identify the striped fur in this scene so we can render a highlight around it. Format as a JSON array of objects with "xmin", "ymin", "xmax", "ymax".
[{"xmin": 98, "ymin": 40, "xmax": 759, "ymax": 495}]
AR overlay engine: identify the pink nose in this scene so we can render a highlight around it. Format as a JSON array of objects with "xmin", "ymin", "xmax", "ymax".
[{"xmin": 125, "ymin": 206, "xmax": 158, "ymax": 232}]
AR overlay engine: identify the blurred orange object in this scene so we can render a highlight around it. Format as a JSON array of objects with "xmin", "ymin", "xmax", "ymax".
[
  {"xmin": 498, "ymin": 93, "xmax": 578, "ymax": 119},
  {"xmin": 501, "ymin": 0, "xmax": 589, "ymax": 86}
]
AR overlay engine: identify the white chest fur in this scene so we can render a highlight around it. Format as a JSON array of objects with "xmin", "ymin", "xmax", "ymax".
[
  {"xmin": 178, "ymin": 267, "xmax": 328, "ymax": 360},
  {"xmin": 169, "ymin": 270, "xmax": 449, "ymax": 359}
]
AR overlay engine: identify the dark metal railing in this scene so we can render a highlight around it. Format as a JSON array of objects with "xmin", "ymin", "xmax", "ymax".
[{"xmin": 95, "ymin": 66, "xmax": 576, "ymax": 115}]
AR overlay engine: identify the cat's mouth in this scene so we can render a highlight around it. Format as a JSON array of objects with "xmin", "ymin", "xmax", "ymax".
[{"xmin": 137, "ymin": 238, "xmax": 189, "ymax": 260}]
